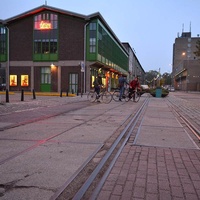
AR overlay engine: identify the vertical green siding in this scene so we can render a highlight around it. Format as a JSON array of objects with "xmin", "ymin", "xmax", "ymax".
[{"xmin": 86, "ymin": 19, "xmax": 128, "ymax": 72}]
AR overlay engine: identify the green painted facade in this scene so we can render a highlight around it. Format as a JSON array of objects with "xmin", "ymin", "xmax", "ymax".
[{"xmin": 86, "ymin": 19, "xmax": 129, "ymax": 74}]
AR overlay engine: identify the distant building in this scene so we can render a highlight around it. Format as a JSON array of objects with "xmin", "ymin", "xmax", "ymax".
[
  {"xmin": 122, "ymin": 42, "xmax": 145, "ymax": 83},
  {"xmin": 0, "ymin": 5, "xmax": 145, "ymax": 92},
  {"xmin": 172, "ymin": 31, "xmax": 200, "ymax": 91}
]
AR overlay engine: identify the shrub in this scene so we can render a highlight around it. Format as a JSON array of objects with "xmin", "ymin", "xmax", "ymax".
[{"xmin": 150, "ymin": 87, "xmax": 169, "ymax": 97}]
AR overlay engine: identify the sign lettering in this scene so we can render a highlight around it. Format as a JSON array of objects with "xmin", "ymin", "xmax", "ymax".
[{"xmin": 39, "ymin": 21, "xmax": 52, "ymax": 30}]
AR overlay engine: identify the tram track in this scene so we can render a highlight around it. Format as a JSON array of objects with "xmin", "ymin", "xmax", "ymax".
[
  {"xmin": 58, "ymin": 94, "xmax": 200, "ymax": 200},
  {"xmin": 167, "ymin": 98, "xmax": 200, "ymax": 142},
  {"xmin": 52, "ymin": 96, "xmax": 150, "ymax": 200},
  {"xmin": 0, "ymin": 93, "xmax": 199, "ymax": 200},
  {"xmin": 0, "ymin": 100, "xmax": 131, "ymax": 166},
  {"xmin": 1, "ymin": 97, "xmax": 149, "ymax": 199}
]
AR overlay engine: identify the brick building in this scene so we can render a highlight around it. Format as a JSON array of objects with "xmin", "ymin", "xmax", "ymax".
[
  {"xmin": 172, "ymin": 31, "xmax": 200, "ymax": 91},
  {"xmin": 0, "ymin": 5, "xmax": 145, "ymax": 93}
]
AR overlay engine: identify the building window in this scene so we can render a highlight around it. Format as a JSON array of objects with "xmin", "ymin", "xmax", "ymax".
[
  {"xmin": 0, "ymin": 27, "xmax": 7, "ymax": 61},
  {"xmin": 97, "ymin": 24, "xmax": 128, "ymax": 71},
  {"xmin": 89, "ymin": 22, "xmax": 96, "ymax": 53},
  {"xmin": 41, "ymin": 67, "xmax": 51, "ymax": 84},
  {"xmin": 10, "ymin": 75, "xmax": 17, "ymax": 86},
  {"xmin": 69, "ymin": 73, "xmax": 78, "ymax": 93},
  {"xmin": 33, "ymin": 12, "xmax": 58, "ymax": 60},
  {"xmin": 89, "ymin": 38, "xmax": 96, "ymax": 53}
]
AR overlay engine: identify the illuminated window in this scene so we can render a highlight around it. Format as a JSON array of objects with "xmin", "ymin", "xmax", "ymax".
[
  {"xmin": 21, "ymin": 75, "xmax": 29, "ymax": 86},
  {"xmin": 10, "ymin": 75, "xmax": 17, "ymax": 86},
  {"xmin": 33, "ymin": 12, "xmax": 58, "ymax": 59}
]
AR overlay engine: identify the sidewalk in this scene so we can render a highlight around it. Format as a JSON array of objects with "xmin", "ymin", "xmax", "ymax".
[
  {"xmin": 97, "ymin": 97, "xmax": 200, "ymax": 200},
  {"xmin": 0, "ymin": 91, "xmax": 77, "ymax": 104},
  {"xmin": 0, "ymin": 94, "xmax": 199, "ymax": 200}
]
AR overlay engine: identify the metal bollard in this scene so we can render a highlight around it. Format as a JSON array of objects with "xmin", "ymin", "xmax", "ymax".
[
  {"xmin": 60, "ymin": 90, "xmax": 62, "ymax": 97},
  {"xmin": 77, "ymin": 90, "xmax": 79, "ymax": 96},
  {"xmin": 66, "ymin": 89, "xmax": 68, "ymax": 97},
  {"xmin": 32, "ymin": 89, "xmax": 36, "ymax": 99},
  {"xmin": 72, "ymin": 89, "xmax": 74, "ymax": 94},
  {"xmin": 21, "ymin": 89, "xmax": 24, "ymax": 101},
  {"xmin": 6, "ymin": 89, "xmax": 9, "ymax": 103}
]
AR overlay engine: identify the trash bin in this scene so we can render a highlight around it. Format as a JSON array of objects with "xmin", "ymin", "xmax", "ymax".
[{"xmin": 156, "ymin": 88, "xmax": 162, "ymax": 98}]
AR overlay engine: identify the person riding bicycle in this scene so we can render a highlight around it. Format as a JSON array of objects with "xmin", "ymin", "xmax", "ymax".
[
  {"xmin": 118, "ymin": 73, "xmax": 128, "ymax": 101},
  {"xmin": 93, "ymin": 74, "xmax": 103, "ymax": 98},
  {"xmin": 129, "ymin": 76, "xmax": 141, "ymax": 98}
]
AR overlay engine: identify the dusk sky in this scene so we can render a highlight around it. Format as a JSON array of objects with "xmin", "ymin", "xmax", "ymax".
[{"xmin": 0, "ymin": 0, "xmax": 199, "ymax": 74}]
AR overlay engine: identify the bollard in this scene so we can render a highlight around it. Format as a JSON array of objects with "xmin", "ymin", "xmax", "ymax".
[
  {"xmin": 32, "ymin": 89, "xmax": 36, "ymax": 99},
  {"xmin": 77, "ymin": 90, "xmax": 79, "ymax": 96},
  {"xmin": 21, "ymin": 89, "xmax": 24, "ymax": 101},
  {"xmin": 60, "ymin": 90, "xmax": 62, "ymax": 97},
  {"xmin": 72, "ymin": 89, "xmax": 74, "ymax": 94},
  {"xmin": 66, "ymin": 89, "xmax": 68, "ymax": 97},
  {"xmin": 6, "ymin": 89, "xmax": 9, "ymax": 103}
]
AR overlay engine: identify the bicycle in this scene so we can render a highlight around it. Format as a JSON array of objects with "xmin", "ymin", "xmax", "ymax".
[
  {"xmin": 112, "ymin": 86, "xmax": 129, "ymax": 102},
  {"xmin": 87, "ymin": 86, "xmax": 112, "ymax": 104},
  {"xmin": 125, "ymin": 87, "xmax": 141, "ymax": 102}
]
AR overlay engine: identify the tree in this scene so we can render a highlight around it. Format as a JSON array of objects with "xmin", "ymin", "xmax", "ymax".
[
  {"xmin": 145, "ymin": 70, "xmax": 159, "ymax": 82},
  {"xmin": 145, "ymin": 70, "xmax": 159, "ymax": 87},
  {"xmin": 162, "ymin": 72, "xmax": 172, "ymax": 85},
  {"xmin": 194, "ymin": 40, "xmax": 200, "ymax": 57}
]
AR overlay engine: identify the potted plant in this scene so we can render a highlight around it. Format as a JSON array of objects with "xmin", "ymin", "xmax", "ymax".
[{"xmin": 150, "ymin": 86, "xmax": 169, "ymax": 97}]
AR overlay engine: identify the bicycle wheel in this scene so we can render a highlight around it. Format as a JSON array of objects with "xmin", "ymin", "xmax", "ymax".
[
  {"xmin": 112, "ymin": 90, "xmax": 120, "ymax": 102},
  {"xmin": 102, "ymin": 91, "xmax": 112, "ymax": 103},
  {"xmin": 87, "ymin": 91, "xmax": 97, "ymax": 102},
  {"xmin": 125, "ymin": 91, "xmax": 131, "ymax": 102},
  {"xmin": 133, "ymin": 92, "xmax": 140, "ymax": 102}
]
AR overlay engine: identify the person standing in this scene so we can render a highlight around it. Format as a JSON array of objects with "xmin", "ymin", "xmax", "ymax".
[
  {"xmin": 118, "ymin": 74, "xmax": 128, "ymax": 101},
  {"xmin": 93, "ymin": 74, "xmax": 103, "ymax": 98}
]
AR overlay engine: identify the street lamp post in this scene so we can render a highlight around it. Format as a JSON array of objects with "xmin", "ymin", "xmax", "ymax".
[{"xmin": 4, "ymin": 25, "xmax": 9, "ymax": 91}]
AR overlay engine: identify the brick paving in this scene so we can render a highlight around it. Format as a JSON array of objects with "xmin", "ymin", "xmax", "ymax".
[
  {"xmin": 98, "ymin": 145, "xmax": 200, "ymax": 200},
  {"xmin": 97, "ymin": 145, "xmax": 200, "ymax": 200}
]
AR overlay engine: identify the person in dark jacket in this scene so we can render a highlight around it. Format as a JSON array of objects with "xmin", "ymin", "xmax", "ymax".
[
  {"xmin": 93, "ymin": 74, "xmax": 103, "ymax": 97},
  {"xmin": 118, "ymin": 74, "xmax": 128, "ymax": 101}
]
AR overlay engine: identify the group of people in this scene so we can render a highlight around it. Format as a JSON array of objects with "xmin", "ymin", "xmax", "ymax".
[
  {"xmin": 118, "ymin": 74, "xmax": 141, "ymax": 101},
  {"xmin": 93, "ymin": 73, "xmax": 141, "ymax": 101}
]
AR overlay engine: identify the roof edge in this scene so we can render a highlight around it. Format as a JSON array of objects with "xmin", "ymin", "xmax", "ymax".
[{"xmin": 4, "ymin": 5, "xmax": 87, "ymax": 23}]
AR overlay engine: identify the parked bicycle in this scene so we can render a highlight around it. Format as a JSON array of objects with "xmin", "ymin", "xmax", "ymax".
[{"xmin": 87, "ymin": 86, "xmax": 112, "ymax": 104}]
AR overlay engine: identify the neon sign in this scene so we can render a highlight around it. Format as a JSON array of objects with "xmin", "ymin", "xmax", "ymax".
[{"xmin": 39, "ymin": 21, "xmax": 52, "ymax": 29}]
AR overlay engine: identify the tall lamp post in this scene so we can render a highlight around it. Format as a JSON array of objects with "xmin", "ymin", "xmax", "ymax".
[{"xmin": 3, "ymin": 24, "xmax": 9, "ymax": 91}]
